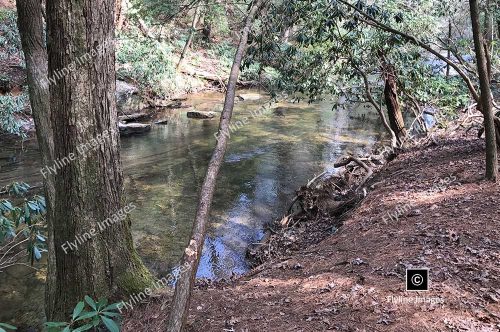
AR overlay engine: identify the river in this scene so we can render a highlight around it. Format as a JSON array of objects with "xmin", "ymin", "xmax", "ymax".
[{"xmin": 0, "ymin": 89, "xmax": 385, "ymax": 329}]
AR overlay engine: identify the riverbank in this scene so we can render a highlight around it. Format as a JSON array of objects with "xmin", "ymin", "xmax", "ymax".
[{"xmin": 122, "ymin": 132, "xmax": 500, "ymax": 331}]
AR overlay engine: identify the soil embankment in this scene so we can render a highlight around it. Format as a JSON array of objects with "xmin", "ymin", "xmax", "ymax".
[{"xmin": 124, "ymin": 135, "xmax": 500, "ymax": 331}]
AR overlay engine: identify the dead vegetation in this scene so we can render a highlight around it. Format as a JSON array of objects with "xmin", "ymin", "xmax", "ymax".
[{"xmin": 246, "ymin": 147, "xmax": 397, "ymax": 267}]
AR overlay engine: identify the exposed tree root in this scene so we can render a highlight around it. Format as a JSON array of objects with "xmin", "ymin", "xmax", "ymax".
[{"xmin": 247, "ymin": 149, "xmax": 391, "ymax": 267}]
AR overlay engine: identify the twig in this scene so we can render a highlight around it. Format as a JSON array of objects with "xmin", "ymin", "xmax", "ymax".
[{"xmin": 334, "ymin": 156, "xmax": 373, "ymax": 190}]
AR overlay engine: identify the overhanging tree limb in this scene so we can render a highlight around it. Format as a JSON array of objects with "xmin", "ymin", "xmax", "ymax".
[
  {"xmin": 165, "ymin": 1, "xmax": 264, "ymax": 331},
  {"xmin": 337, "ymin": 0, "xmax": 481, "ymax": 105}
]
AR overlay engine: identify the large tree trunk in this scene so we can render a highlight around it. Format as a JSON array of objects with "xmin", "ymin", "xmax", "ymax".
[
  {"xmin": 177, "ymin": 5, "xmax": 202, "ymax": 69},
  {"xmin": 470, "ymin": 0, "xmax": 498, "ymax": 181},
  {"xmin": 15, "ymin": 0, "xmax": 56, "ymax": 317},
  {"xmin": 165, "ymin": 1, "xmax": 263, "ymax": 331},
  {"xmin": 381, "ymin": 60, "xmax": 406, "ymax": 143},
  {"xmin": 45, "ymin": 0, "xmax": 152, "ymax": 319}
]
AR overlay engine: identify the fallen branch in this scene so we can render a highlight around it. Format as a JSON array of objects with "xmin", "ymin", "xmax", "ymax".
[{"xmin": 334, "ymin": 155, "xmax": 373, "ymax": 190}]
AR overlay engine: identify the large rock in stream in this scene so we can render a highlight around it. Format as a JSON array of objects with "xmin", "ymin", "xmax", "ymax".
[
  {"xmin": 118, "ymin": 112, "xmax": 150, "ymax": 123},
  {"xmin": 118, "ymin": 122, "xmax": 151, "ymax": 136},
  {"xmin": 115, "ymin": 80, "xmax": 147, "ymax": 115},
  {"xmin": 187, "ymin": 110, "xmax": 216, "ymax": 119}
]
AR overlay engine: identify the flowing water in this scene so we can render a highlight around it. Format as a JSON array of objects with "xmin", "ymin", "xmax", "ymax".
[{"xmin": 0, "ymin": 89, "xmax": 385, "ymax": 328}]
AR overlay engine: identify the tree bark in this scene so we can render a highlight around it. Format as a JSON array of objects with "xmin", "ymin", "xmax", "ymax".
[
  {"xmin": 165, "ymin": 1, "xmax": 263, "ymax": 331},
  {"xmin": 177, "ymin": 5, "xmax": 202, "ymax": 69},
  {"xmin": 138, "ymin": 17, "xmax": 154, "ymax": 38},
  {"xmin": 483, "ymin": 0, "xmax": 493, "ymax": 81},
  {"xmin": 446, "ymin": 20, "xmax": 452, "ymax": 78},
  {"xmin": 470, "ymin": 0, "xmax": 498, "ymax": 181},
  {"xmin": 45, "ymin": 0, "xmax": 152, "ymax": 319},
  {"xmin": 381, "ymin": 60, "xmax": 406, "ymax": 143},
  {"xmin": 352, "ymin": 64, "xmax": 398, "ymax": 148},
  {"xmin": 15, "ymin": 0, "xmax": 56, "ymax": 317},
  {"xmin": 115, "ymin": 0, "xmax": 126, "ymax": 32}
]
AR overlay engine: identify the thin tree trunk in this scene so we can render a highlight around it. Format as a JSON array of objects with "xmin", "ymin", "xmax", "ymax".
[
  {"xmin": 353, "ymin": 64, "xmax": 398, "ymax": 148},
  {"xmin": 446, "ymin": 20, "xmax": 452, "ymax": 78},
  {"xmin": 177, "ymin": 5, "xmax": 202, "ymax": 69},
  {"xmin": 45, "ymin": 0, "xmax": 152, "ymax": 319},
  {"xmin": 470, "ymin": 0, "xmax": 498, "ymax": 181},
  {"xmin": 483, "ymin": 0, "xmax": 493, "ymax": 81},
  {"xmin": 381, "ymin": 60, "xmax": 406, "ymax": 143},
  {"xmin": 138, "ymin": 18, "xmax": 154, "ymax": 38},
  {"xmin": 115, "ymin": 0, "xmax": 126, "ymax": 32},
  {"xmin": 165, "ymin": 1, "xmax": 263, "ymax": 331},
  {"xmin": 15, "ymin": 0, "xmax": 56, "ymax": 316}
]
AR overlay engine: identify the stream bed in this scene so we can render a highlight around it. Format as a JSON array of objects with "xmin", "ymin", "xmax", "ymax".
[{"xmin": 0, "ymin": 89, "xmax": 385, "ymax": 328}]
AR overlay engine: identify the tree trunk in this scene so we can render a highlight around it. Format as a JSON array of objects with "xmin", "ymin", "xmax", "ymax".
[
  {"xmin": 470, "ymin": 0, "xmax": 498, "ymax": 181},
  {"xmin": 177, "ymin": 5, "xmax": 202, "ymax": 69},
  {"xmin": 138, "ymin": 17, "xmax": 154, "ymax": 38},
  {"xmin": 446, "ymin": 20, "xmax": 452, "ymax": 78},
  {"xmin": 15, "ymin": 0, "xmax": 56, "ymax": 317},
  {"xmin": 353, "ymin": 64, "xmax": 398, "ymax": 148},
  {"xmin": 45, "ymin": 0, "xmax": 152, "ymax": 320},
  {"xmin": 483, "ymin": 0, "xmax": 493, "ymax": 81},
  {"xmin": 381, "ymin": 60, "xmax": 406, "ymax": 143},
  {"xmin": 115, "ymin": 0, "xmax": 126, "ymax": 32},
  {"xmin": 165, "ymin": 1, "xmax": 263, "ymax": 331}
]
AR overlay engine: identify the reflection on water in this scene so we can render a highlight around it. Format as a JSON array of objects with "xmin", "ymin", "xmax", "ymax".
[{"xmin": 0, "ymin": 89, "xmax": 385, "ymax": 327}]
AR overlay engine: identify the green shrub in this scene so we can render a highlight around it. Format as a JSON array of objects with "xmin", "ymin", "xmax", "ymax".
[
  {"xmin": 0, "ymin": 93, "xmax": 28, "ymax": 137},
  {"xmin": 0, "ymin": 182, "xmax": 46, "ymax": 269},
  {"xmin": 45, "ymin": 296, "xmax": 122, "ymax": 332},
  {"xmin": 0, "ymin": 9, "xmax": 23, "ymax": 64},
  {"xmin": 207, "ymin": 41, "xmax": 235, "ymax": 69},
  {"xmin": 1, "ymin": 296, "xmax": 123, "ymax": 332},
  {"xmin": 414, "ymin": 76, "xmax": 470, "ymax": 116},
  {"xmin": 116, "ymin": 36, "xmax": 176, "ymax": 97}
]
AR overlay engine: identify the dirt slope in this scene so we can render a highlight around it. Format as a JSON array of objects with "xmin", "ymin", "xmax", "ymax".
[{"xmin": 124, "ymin": 136, "xmax": 500, "ymax": 332}]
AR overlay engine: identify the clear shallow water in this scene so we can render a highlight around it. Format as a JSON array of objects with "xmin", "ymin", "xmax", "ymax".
[{"xmin": 0, "ymin": 90, "xmax": 385, "ymax": 328}]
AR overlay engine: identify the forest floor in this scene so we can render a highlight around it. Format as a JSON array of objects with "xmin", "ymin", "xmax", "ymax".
[{"xmin": 123, "ymin": 132, "xmax": 500, "ymax": 331}]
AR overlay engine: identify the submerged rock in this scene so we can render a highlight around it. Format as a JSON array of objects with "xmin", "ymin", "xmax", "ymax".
[
  {"xmin": 273, "ymin": 107, "xmax": 286, "ymax": 116},
  {"xmin": 118, "ymin": 122, "xmax": 151, "ymax": 136},
  {"xmin": 118, "ymin": 112, "xmax": 150, "ymax": 123},
  {"xmin": 187, "ymin": 110, "xmax": 216, "ymax": 119},
  {"xmin": 236, "ymin": 93, "xmax": 264, "ymax": 101},
  {"xmin": 154, "ymin": 118, "xmax": 169, "ymax": 125}
]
